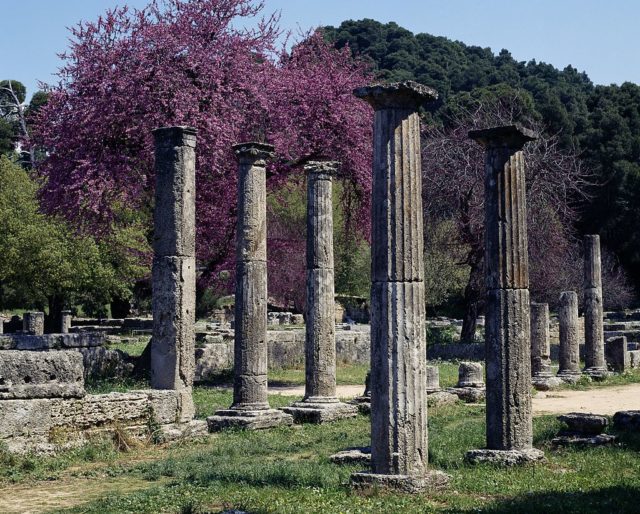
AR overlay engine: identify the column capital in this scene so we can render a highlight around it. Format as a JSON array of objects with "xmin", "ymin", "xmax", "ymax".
[
  {"xmin": 304, "ymin": 160, "xmax": 340, "ymax": 179},
  {"xmin": 468, "ymin": 124, "xmax": 537, "ymax": 150},
  {"xmin": 232, "ymin": 141, "xmax": 275, "ymax": 165},
  {"xmin": 354, "ymin": 80, "xmax": 438, "ymax": 110},
  {"xmin": 152, "ymin": 126, "xmax": 197, "ymax": 148}
]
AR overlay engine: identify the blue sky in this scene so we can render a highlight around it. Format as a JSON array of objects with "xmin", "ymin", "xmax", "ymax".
[{"xmin": 2, "ymin": 0, "xmax": 638, "ymax": 99}]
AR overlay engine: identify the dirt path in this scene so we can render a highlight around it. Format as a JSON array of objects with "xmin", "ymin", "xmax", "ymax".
[{"xmin": 270, "ymin": 383, "xmax": 640, "ymax": 416}]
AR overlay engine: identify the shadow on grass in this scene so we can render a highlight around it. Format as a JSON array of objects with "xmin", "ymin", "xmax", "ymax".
[{"xmin": 445, "ymin": 485, "xmax": 640, "ymax": 514}]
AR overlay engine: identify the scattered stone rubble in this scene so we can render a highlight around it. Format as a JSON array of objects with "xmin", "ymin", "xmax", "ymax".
[{"xmin": 552, "ymin": 412, "xmax": 616, "ymax": 446}]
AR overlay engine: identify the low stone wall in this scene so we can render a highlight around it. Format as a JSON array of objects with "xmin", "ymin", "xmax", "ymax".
[
  {"xmin": 194, "ymin": 328, "xmax": 371, "ymax": 382},
  {"xmin": 0, "ymin": 332, "xmax": 105, "ymax": 350},
  {"xmin": 427, "ymin": 343, "xmax": 588, "ymax": 362},
  {"xmin": 0, "ymin": 389, "xmax": 191, "ymax": 454}
]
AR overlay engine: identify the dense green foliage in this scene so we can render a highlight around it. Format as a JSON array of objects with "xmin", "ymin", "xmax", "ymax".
[
  {"xmin": 0, "ymin": 156, "xmax": 147, "ymax": 321},
  {"xmin": 324, "ymin": 20, "xmax": 640, "ymax": 294}
]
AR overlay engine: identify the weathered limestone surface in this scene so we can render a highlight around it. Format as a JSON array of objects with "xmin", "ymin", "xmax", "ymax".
[
  {"xmin": 605, "ymin": 336, "xmax": 629, "ymax": 372},
  {"xmin": 446, "ymin": 361, "xmax": 486, "ymax": 403},
  {"xmin": 583, "ymin": 235, "xmax": 607, "ymax": 378},
  {"xmin": 0, "ymin": 390, "xmax": 194, "ymax": 454},
  {"xmin": 530, "ymin": 303, "xmax": 561, "ymax": 390},
  {"xmin": 61, "ymin": 311, "xmax": 73, "ymax": 334},
  {"xmin": 0, "ymin": 350, "xmax": 84, "ymax": 400},
  {"xmin": 0, "ymin": 332, "xmax": 105, "ymax": 350},
  {"xmin": 558, "ymin": 291, "xmax": 582, "ymax": 383},
  {"xmin": 283, "ymin": 161, "xmax": 357, "ymax": 423},
  {"xmin": 209, "ymin": 142, "xmax": 292, "ymax": 430},
  {"xmin": 552, "ymin": 412, "xmax": 615, "ymax": 446},
  {"xmin": 613, "ymin": 410, "xmax": 640, "ymax": 431},
  {"xmin": 23, "ymin": 312, "xmax": 44, "ymax": 335},
  {"xmin": 151, "ymin": 126, "xmax": 197, "ymax": 422},
  {"xmin": 350, "ymin": 81, "xmax": 447, "ymax": 491},
  {"xmin": 466, "ymin": 125, "xmax": 539, "ymax": 464},
  {"xmin": 426, "ymin": 365, "xmax": 440, "ymax": 393}
]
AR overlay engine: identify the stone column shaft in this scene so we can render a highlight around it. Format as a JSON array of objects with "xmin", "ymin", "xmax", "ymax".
[
  {"xmin": 23, "ymin": 312, "xmax": 44, "ymax": 336},
  {"xmin": 558, "ymin": 291, "xmax": 581, "ymax": 378},
  {"xmin": 305, "ymin": 162, "xmax": 337, "ymax": 400},
  {"xmin": 472, "ymin": 125, "xmax": 537, "ymax": 452},
  {"xmin": 356, "ymin": 82, "xmax": 437, "ymax": 480},
  {"xmin": 232, "ymin": 142, "xmax": 272, "ymax": 410},
  {"xmin": 530, "ymin": 303, "xmax": 551, "ymax": 376},
  {"xmin": 151, "ymin": 126, "xmax": 196, "ymax": 422},
  {"xmin": 583, "ymin": 235, "xmax": 606, "ymax": 374}
]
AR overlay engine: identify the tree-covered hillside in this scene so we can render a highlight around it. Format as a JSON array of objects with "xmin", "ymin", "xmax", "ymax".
[{"xmin": 325, "ymin": 19, "xmax": 640, "ymax": 294}]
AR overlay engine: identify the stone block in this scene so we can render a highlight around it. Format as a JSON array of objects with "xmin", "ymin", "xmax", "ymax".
[
  {"xmin": 281, "ymin": 399, "xmax": 358, "ymax": 424},
  {"xmin": 207, "ymin": 408, "xmax": 293, "ymax": 431},
  {"xmin": 605, "ymin": 336, "xmax": 630, "ymax": 372},
  {"xmin": 0, "ymin": 351, "xmax": 85, "ymax": 399},
  {"xmin": 330, "ymin": 446, "xmax": 371, "ymax": 465},
  {"xmin": 629, "ymin": 350, "xmax": 640, "ymax": 368},
  {"xmin": 613, "ymin": 410, "xmax": 640, "ymax": 431},
  {"xmin": 465, "ymin": 448, "xmax": 545, "ymax": 466},
  {"xmin": 350, "ymin": 470, "xmax": 449, "ymax": 494},
  {"xmin": 0, "ymin": 333, "xmax": 105, "ymax": 351},
  {"xmin": 558, "ymin": 412, "xmax": 608, "ymax": 434},
  {"xmin": 23, "ymin": 312, "xmax": 44, "ymax": 335}
]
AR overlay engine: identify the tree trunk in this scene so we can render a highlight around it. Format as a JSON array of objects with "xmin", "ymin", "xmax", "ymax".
[
  {"xmin": 460, "ymin": 261, "xmax": 484, "ymax": 343},
  {"xmin": 46, "ymin": 294, "xmax": 65, "ymax": 333}
]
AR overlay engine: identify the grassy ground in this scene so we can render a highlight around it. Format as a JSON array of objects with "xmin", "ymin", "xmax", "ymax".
[{"xmin": 2, "ymin": 394, "xmax": 639, "ymax": 513}]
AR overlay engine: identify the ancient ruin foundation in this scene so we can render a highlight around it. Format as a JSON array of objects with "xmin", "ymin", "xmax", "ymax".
[
  {"xmin": 282, "ymin": 161, "xmax": 357, "ymax": 423},
  {"xmin": 208, "ymin": 142, "xmax": 292, "ymax": 431},
  {"xmin": 349, "ymin": 81, "xmax": 449, "ymax": 492},
  {"xmin": 583, "ymin": 235, "xmax": 607, "ymax": 379},
  {"xmin": 151, "ymin": 126, "xmax": 197, "ymax": 422},
  {"xmin": 465, "ymin": 125, "xmax": 544, "ymax": 466}
]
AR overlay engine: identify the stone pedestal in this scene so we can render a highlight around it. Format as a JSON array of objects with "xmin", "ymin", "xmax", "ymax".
[
  {"xmin": 464, "ymin": 125, "xmax": 542, "ymax": 466},
  {"xmin": 60, "ymin": 310, "xmax": 73, "ymax": 334},
  {"xmin": 606, "ymin": 335, "xmax": 629, "ymax": 372},
  {"xmin": 349, "ymin": 81, "xmax": 448, "ymax": 492},
  {"xmin": 530, "ymin": 303, "xmax": 561, "ymax": 390},
  {"xmin": 557, "ymin": 291, "xmax": 582, "ymax": 383},
  {"xmin": 282, "ymin": 161, "xmax": 357, "ymax": 424},
  {"xmin": 208, "ymin": 142, "xmax": 292, "ymax": 431},
  {"xmin": 151, "ymin": 126, "xmax": 197, "ymax": 422},
  {"xmin": 426, "ymin": 365, "xmax": 440, "ymax": 393},
  {"xmin": 583, "ymin": 235, "xmax": 608, "ymax": 379},
  {"xmin": 446, "ymin": 361, "xmax": 486, "ymax": 403},
  {"xmin": 23, "ymin": 312, "xmax": 44, "ymax": 336}
]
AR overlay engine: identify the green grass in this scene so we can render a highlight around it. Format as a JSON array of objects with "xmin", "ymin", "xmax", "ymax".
[
  {"xmin": 106, "ymin": 337, "xmax": 149, "ymax": 357},
  {"xmin": 4, "ymin": 402, "xmax": 632, "ymax": 514}
]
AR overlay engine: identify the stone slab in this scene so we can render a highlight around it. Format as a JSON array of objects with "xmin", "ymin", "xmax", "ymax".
[
  {"xmin": 532, "ymin": 375, "xmax": 563, "ymax": 391},
  {"xmin": 350, "ymin": 470, "xmax": 450, "ymax": 493},
  {"xmin": 552, "ymin": 434, "xmax": 617, "ymax": 446},
  {"xmin": 557, "ymin": 371, "xmax": 583, "ymax": 384},
  {"xmin": 558, "ymin": 412, "xmax": 608, "ymax": 434},
  {"xmin": 446, "ymin": 387, "xmax": 486, "ymax": 403},
  {"xmin": 427, "ymin": 391, "xmax": 459, "ymax": 407},
  {"xmin": 0, "ymin": 350, "xmax": 85, "ymax": 399},
  {"xmin": 330, "ymin": 446, "xmax": 371, "ymax": 465},
  {"xmin": 0, "ymin": 333, "xmax": 105, "ymax": 350},
  {"xmin": 207, "ymin": 408, "xmax": 293, "ymax": 431},
  {"xmin": 465, "ymin": 448, "xmax": 545, "ymax": 466},
  {"xmin": 613, "ymin": 410, "xmax": 640, "ymax": 431},
  {"xmin": 281, "ymin": 400, "xmax": 358, "ymax": 424}
]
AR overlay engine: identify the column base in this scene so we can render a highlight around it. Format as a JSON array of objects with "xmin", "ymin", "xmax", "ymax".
[
  {"xmin": 349, "ymin": 395, "xmax": 371, "ymax": 414},
  {"xmin": 532, "ymin": 373, "xmax": 563, "ymax": 391},
  {"xmin": 427, "ymin": 390, "xmax": 459, "ymax": 407},
  {"xmin": 583, "ymin": 367, "xmax": 609, "ymax": 380},
  {"xmin": 465, "ymin": 448, "xmax": 545, "ymax": 466},
  {"xmin": 281, "ymin": 397, "xmax": 358, "ymax": 424},
  {"xmin": 445, "ymin": 387, "xmax": 486, "ymax": 403},
  {"xmin": 329, "ymin": 446, "xmax": 371, "ymax": 465},
  {"xmin": 350, "ymin": 470, "xmax": 450, "ymax": 494},
  {"xmin": 207, "ymin": 407, "xmax": 293, "ymax": 431},
  {"xmin": 557, "ymin": 370, "xmax": 583, "ymax": 384}
]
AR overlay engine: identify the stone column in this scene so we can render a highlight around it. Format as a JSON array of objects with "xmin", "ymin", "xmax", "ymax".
[
  {"xmin": 282, "ymin": 161, "xmax": 357, "ymax": 423},
  {"xmin": 583, "ymin": 235, "xmax": 607, "ymax": 379},
  {"xmin": 208, "ymin": 142, "xmax": 292, "ymax": 431},
  {"xmin": 465, "ymin": 125, "xmax": 544, "ymax": 466},
  {"xmin": 349, "ymin": 81, "xmax": 449, "ymax": 493},
  {"xmin": 60, "ymin": 310, "xmax": 73, "ymax": 334},
  {"xmin": 23, "ymin": 312, "xmax": 44, "ymax": 335},
  {"xmin": 605, "ymin": 335, "xmax": 629, "ymax": 372},
  {"xmin": 151, "ymin": 126, "xmax": 197, "ymax": 422},
  {"xmin": 557, "ymin": 291, "xmax": 582, "ymax": 383},
  {"xmin": 530, "ymin": 303, "xmax": 561, "ymax": 390}
]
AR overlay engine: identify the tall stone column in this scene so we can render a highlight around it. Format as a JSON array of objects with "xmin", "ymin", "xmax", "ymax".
[
  {"xmin": 282, "ymin": 161, "xmax": 357, "ymax": 423},
  {"xmin": 530, "ymin": 303, "xmax": 561, "ymax": 390},
  {"xmin": 350, "ymin": 81, "xmax": 449, "ymax": 493},
  {"xmin": 208, "ymin": 142, "xmax": 292, "ymax": 431},
  {"xmin": 583, "ymin": 235, "xmax": 607, "ymax": 379},
  {"xmin": 465, "ymin": 125, "xmax": 544, "ymax": 466},
  {"xmin": 151, "ymin": 126, "xmax": 197, "ymax": 422},
  {"xmin": 557, "ymin": 291, "xmax": 582, "ymax": 383}
]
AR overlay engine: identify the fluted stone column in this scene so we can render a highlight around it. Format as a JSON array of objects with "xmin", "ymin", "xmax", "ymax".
[
  {"xmin": 557, "ymin": 291, "xmax": 582, "ymax": 383},
  {"xmin": 583, "ymin": 235, "xmax": 607, "ymax": 379},
  {"xmin": 282, "ymin": 161, "xmax": 357, "ymax": 423},
  {"xmin": 465, "ymin": 125, "xmax": 544, "ymax": 466},
  {"xmin": 349, "ymin": 81, "xmax": 448, "ymax": 493},
  {"xmin": 208, "ymin": 142, "xmax": 292, "ymax": 431},
  {"xmin": 530, "ymin": 303, "xmax": 561, "ymax": 390},
  {"xmin": 151, "ymin": 126, "xmax": 197, "ymax": 422}
]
